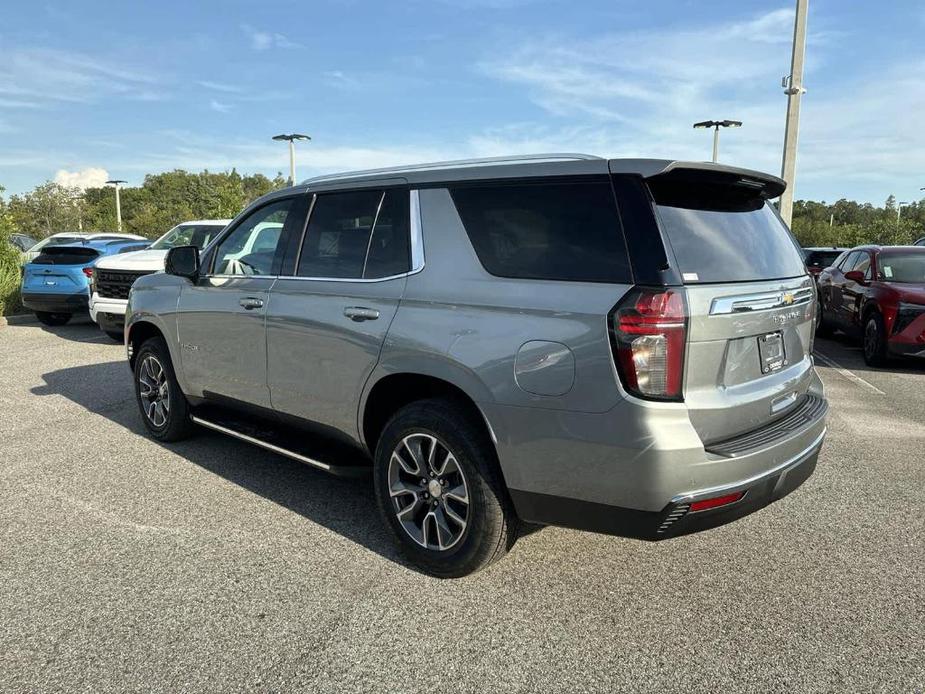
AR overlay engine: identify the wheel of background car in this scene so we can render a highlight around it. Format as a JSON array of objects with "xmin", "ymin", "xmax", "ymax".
[
  {"xmin": 862, "ymin": 313, "xmax": 888, "ymax": 367},
  {"xmin": 373, "ymin": 398, "xmax": 517, "ymax": 578},
  {"xmin": 815, "ymin": 301, "xmax": 832, "ymax": 337},
  {"xmin": 133, "ymin": 336, "xmax": 194, "ymax": 442},
  {"xmin": 34, "ymin": 311, "xmax": 71, "ymax": 327}
]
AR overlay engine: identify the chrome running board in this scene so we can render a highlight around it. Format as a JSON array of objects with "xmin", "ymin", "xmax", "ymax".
[{"xmin": 190, "ymin": 415, "xmax": 368, "ymax": 478}]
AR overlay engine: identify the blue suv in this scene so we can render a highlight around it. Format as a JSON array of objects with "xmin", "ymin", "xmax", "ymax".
[{"xmin": 21, "ymin": 238, "xmax": 149, "ymax": 326}]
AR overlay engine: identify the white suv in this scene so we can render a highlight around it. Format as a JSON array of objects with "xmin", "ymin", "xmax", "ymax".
[{"xmin": 90, "ymin": 220, "xmax": 229, "ymax": 340}]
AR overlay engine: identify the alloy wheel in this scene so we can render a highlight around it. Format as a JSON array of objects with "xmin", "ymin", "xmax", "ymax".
[
  {"xmin": 387, "ymin": 433, "xmax": 470, "ymax": 551},
  {"xmin": 138, "ymin": 355, "xmax": 170, "ymax": 428},
  {"xmin": 864, "ymin": 318, "xmax": 879, "ymax": 361}
]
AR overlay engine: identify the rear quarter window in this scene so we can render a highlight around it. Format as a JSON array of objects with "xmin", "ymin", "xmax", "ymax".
[
  {"xmin": 450, "ymin": 179, "xmax": 631, "ymax": 283},
  {"xmin": 648, "ymin": 176, "xmax": 806, "ymax": 283}
]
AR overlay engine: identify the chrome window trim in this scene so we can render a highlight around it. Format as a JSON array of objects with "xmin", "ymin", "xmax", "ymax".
[
  {"xmin": 275, "ymin": 188, "xmax": 424, "ymax": 285},
  {"xmin": 409, "ymin": 189, "xmax": 425, "ymax": 273}
]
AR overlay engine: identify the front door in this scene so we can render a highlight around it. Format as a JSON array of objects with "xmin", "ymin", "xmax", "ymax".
[
  {"xmin": 177, "ymin": 195, "xmax": 306, "ymax": 407},
  {"xmin": 267, "ymin": 187, "xmax": 412, "ymax": 436}
]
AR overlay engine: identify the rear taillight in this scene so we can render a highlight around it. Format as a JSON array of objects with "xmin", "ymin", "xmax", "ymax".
[
  {"xmin": 610, "ymin": 287, "xmax": 687, "ymax": 401},
  {"xmin": 82, "ymin": 267, "xmax": 94, "ymax": 279}
]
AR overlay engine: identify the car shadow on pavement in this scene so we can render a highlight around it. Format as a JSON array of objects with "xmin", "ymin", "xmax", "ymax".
[
  {"xmin": 814, "ymin": 334, "xmax": 925, "ymax": 377},
  {"xmin": 4, "ymin": 313, "xmax": 117, "ymax": 344},
  {"xmin": 30, "ymin": 359, "xmax": 543, "ymax": 574}
]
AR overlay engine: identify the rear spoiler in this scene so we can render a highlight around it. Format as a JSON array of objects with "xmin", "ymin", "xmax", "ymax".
[{"xmin": 608, "ymin": 159, "xmax": 786, "ymax": 200}]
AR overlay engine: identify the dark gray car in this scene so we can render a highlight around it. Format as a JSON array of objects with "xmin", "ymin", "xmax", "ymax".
[{"xmin": 125, "ymin": 154, "xmax": 827, "ymax": 577}]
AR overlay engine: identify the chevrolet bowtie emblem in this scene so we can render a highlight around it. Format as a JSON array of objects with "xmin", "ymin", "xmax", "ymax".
[{"xmin": 781, "ymin": 292, "xmax": 795, "ymax": 305}]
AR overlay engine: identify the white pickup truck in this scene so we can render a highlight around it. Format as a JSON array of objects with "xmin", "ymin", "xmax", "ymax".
[{"xmin": 90, "ymin": 220, "xmax": 230, "ymax": 340}]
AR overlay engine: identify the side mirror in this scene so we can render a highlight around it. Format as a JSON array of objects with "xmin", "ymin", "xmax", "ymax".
[
  {"xmin": 165, "ymin": 245, "xmax": 200, "ymax": 280},
  {"xmin": 844, "ymin": 270, "xmax": 866, "ymax": 284}
]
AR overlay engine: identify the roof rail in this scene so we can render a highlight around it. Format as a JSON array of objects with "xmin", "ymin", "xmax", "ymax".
[{"xmin": 301, "ymin": 153, "xmax": 603, "ymax": 186}]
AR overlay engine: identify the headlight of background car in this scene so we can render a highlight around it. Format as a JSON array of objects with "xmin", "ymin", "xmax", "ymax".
[{"xmin": 894, "ymin": 302, "xmax": 925, "ymax": 334}]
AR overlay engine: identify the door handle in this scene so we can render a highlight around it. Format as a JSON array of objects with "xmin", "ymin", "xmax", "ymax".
[
  {"xmin": 343, "ymin": 306, "xmax": 380, "ymax": 321},
  {"xmin": 239, "ymin": 297, "xmax": 264, "ymax": 310}
]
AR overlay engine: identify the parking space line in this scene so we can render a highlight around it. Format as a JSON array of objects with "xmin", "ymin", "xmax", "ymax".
[{"xmin": 813, "ymin": 350, "xmax": 886, "ymax": 395}]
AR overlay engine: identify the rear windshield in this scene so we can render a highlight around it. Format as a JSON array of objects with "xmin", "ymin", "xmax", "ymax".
[
  {"xmin": 804, "ymin": 250, "xmax": 842, "ymax": 268},
  {"xmin": 649, "ymin": 176, "xmax": 806, "ymax": 283},
  {"xmin": 877, "ymin": 252, "xmax": 925, "ymax": 283},
  {"xmin": 33, "ymin": 247, "xmax": 100, "ymax": 265},
  {"xmin": 450, "ymin": 179, "xmax": 631, "ymax": 283}
]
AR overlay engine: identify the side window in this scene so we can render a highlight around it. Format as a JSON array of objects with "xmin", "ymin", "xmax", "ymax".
[
  {"xmin": 364, "ymin": 190, "xmax": 410, "ymax": 278},
  {"xmin": 449, "ymin": 180, "xmax": 631, "ymax": 283},
  {"xmin": 212, "ymin": 199, "xmax": 294, "ymax": 276},
  {"xmin": 853, "ymin": 252, "xmax": 871, "ymax": 277},
  {"xmin": 296, "ymin": 189, "xmax": 410, "ymax": 279},
  {"xmin": 838, "ymin": 251, "xmax": 860, "ymax": 272}
]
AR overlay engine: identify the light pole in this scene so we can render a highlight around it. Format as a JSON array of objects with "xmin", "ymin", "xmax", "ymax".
[
  {"xmin": 272, "ymin": 133, "xmax": 311, "ymax": 186},
  {"xmin": 898, "ymin": 202, "xmax": 911, "ymax": 221},
  {"xmin": 779, "ymin": 0, "xmax": 809, "ymax": 226},
  {"xmin": 693, "ymin": 120, "xmax": 742, "ymax": 163},
  {"xmin": 105, "ymin": 179, "xmax": 126, "ymax": 232}
]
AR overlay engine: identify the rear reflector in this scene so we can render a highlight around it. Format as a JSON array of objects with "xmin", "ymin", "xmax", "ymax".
[{"xmin": 689, "ymin": 491, "xmax": 745, "ymax": 513}]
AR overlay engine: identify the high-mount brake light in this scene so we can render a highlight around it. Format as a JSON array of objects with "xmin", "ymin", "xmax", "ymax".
[{"xmin": 611, "ymin": 288, "xmax": 687, "ymax": 401}]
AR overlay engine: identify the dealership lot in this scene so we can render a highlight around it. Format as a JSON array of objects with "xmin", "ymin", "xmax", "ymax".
[{"xmin": 1, "ymin": 315, "xmax": 922, "ymax": 692}]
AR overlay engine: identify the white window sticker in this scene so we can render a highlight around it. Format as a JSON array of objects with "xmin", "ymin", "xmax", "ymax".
[
  {"xmin": 682, "ymin": 272, "xmax": 700, "ymax": 282},
  {"xmin": 883, "ymin": 266, "xmax": 893, "ymax": 278}
]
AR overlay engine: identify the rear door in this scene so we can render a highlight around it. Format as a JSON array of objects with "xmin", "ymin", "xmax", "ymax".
[
  {"xmin": 646, "ymin": 169, "xmax": 814, "ymax": 444},
  {"xmin": 266, "ymin": 187, "xmax": 413, "ymax": 434}
]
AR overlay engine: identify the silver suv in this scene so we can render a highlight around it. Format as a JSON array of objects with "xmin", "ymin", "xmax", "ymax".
[{"xmin": 126, "ymin": 154, "xmax": 827, "ymax": 577}]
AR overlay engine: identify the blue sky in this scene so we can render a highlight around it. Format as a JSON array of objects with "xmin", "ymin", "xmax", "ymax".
[{"xmin": 1, "ymin": 0, "xmax": 923, "ymax": 203}]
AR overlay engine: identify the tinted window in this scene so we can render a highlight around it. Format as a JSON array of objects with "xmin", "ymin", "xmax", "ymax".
[
  {"xmin": 850, "ymin": 252, "xmax": 871, "ymax": 276},
  {"xmin": 839, "ymin": 251, "xmax": 861, "ymax": 272},
  {"xmin": 212, "ymin": 198, "xmax": 294, "ymax": 275},
  {"xmin": 450, "ymin": 180, "xmax": 630, "ymax": 283},
  {"xmin": 33, "ymin": 247, "xmax": 100, "ymax": 265},
  {"xmin": 877, "ymin": 252, "xmax": 925, "ymax": 283},
  {"xmin": 804, "ymin": 250, "xmax": 842, "ymax": 268},
  {"xmin": 297, "ymin": 190, "xmax": 381, "ymax": 279},
  {"xmin": 650, "ymin": 177, "xmax": 805, "ymax": 283},
  {"xmin": 364, "ymin": 190, "xmax": 410, "ymax": 279}
]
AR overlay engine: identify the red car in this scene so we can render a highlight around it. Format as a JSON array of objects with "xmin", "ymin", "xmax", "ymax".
[{"xmin": 816, "ymin": 245, "xmax": 925, "ymax": 365}]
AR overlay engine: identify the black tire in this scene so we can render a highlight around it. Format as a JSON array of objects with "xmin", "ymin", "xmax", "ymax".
[
  {"xmin": 104, "ymin": 330, "xmax": 124, "ymax": 343},
  {"xmin": 133, "ymin": 336, "xmax": 195, "ymax": 442},
  {"xmin": 862, "ymin": 312, "xmax": 889, "ymax": 367},
  {"xmin": 35, "ymin": 311, "xmax": 71, "ymax": 326},
  {"xmin": 373, "ymin": 398, "xmax": 517, "ymax": 578},
  {"xmin": 815, "ymin": 301, "xmax": 833, "ymax": 337}
]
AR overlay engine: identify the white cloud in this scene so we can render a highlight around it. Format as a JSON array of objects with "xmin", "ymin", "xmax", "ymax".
[
  {"xmin": 53, "ymin": 167, "xmax": 109, "ymax": 190},
  {"xmin": 240, "ymin": 24, "xmax": 299, "ymax": 51},
  {"xmin": 209, "ymin": 99, "xmax": 232, "ymax": 113},
  {"xmin": 0, "ymin": 47, "xmax": 162, "ymax": 108},
  {"xmin": 197, "ymin": 80, "xmax": 243, "ymax": 94}
]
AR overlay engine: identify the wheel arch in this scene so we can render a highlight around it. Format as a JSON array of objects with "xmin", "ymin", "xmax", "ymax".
[{"xmin": 360, "ymin": 368, "xmax": 499, "ymax": 468}]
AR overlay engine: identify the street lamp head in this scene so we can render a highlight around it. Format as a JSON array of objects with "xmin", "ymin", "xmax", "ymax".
[
  {"xmin": 105, "ymin": 179, "xmax": 126, "ymax": 186},
  {"xmin": 272, "ymin": 133, "xmax": 311, "ymax": 142},
  {"xmin": 693, "ymin": 120, "xmax": 742, "ymax": 129}
]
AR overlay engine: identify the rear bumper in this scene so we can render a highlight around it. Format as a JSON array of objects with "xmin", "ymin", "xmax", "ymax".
[
  {"xmin": 509, "ymin": 429, "xmax": 823, "ymax": 541},
  {"xmin": 21, "ymin": 291, "xmax": 88, "ymax": 314}
]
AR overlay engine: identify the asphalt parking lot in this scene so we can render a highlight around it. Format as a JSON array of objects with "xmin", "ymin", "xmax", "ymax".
[{"xmin": 1, "ymin": 314, "xmax": 923, "ymax": 693}]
